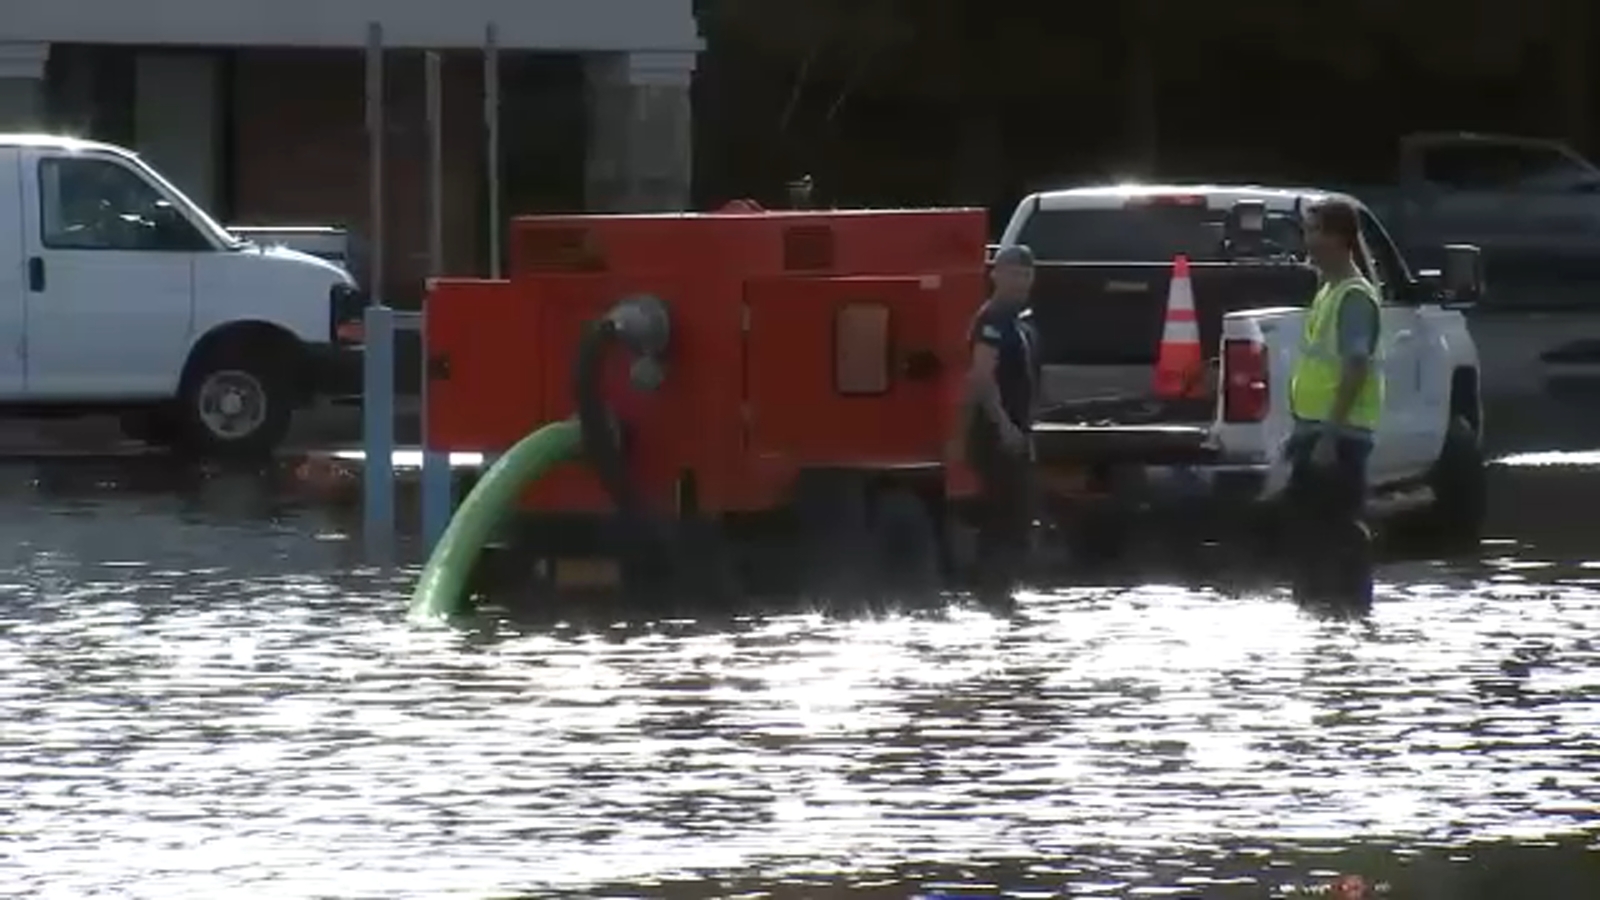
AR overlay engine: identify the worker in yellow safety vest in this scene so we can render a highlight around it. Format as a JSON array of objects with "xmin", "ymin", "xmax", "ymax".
[{"xmin": 1285, "ymin": 198, "xmax": 1384, "ymax": 611}]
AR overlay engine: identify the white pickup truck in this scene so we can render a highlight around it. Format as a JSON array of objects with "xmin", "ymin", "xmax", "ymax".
[
  {"xmin": 996, "ymin": 184, "xmax": 1488, "ymax": 541},
  {"xmin": 0, "ymin": 134, "xmax": 363, "ymax": 456}
]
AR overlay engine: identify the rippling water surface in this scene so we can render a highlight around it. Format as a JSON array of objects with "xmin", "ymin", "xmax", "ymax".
[{"xmin": 0, "ymin": 460, "xmax": 1597, "ymax": 898}]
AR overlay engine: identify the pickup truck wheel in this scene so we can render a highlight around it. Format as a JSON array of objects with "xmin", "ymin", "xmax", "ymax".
[
  {"xmin": 177, "ymin": 352, "xmax": 292, "ymax": 458},
  {"xmin": 1419, "ymin": 414, "xmax": 1487, "ymax": 544}
]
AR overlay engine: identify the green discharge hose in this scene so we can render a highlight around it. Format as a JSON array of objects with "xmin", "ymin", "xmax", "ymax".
[{"xmin": 408, "ymin": 419, "xmax": 582, "ymax": 623}]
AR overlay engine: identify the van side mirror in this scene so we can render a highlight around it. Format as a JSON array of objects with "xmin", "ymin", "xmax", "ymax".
[{"xmin": 1439, "ymin": 243, "xmax": 1484, "ymax": 309}]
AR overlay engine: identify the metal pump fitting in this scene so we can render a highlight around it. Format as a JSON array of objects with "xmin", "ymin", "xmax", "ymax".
[{"xmin": 605, "ymin": 294, "xmax": 672, "ymax": 360}]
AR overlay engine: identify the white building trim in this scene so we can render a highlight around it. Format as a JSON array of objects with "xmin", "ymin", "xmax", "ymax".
[{"xmin": 5, "ymin": 0, "xmax": 702, "ymax": 52}]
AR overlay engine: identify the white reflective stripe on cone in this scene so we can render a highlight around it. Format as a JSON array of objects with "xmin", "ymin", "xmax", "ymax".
[{"xmin": 1161, "ymin": 320, "xmax": 1201, "ymax": 342}]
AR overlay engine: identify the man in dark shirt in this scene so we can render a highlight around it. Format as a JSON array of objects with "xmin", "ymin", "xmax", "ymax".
[{"xmin": 959, "ymin": 243, "xmax": 1040, "ymax": 605}]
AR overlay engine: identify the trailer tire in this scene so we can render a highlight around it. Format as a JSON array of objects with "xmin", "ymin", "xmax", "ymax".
[
  {"xmin": 794, "ymin": 471, "xmax": 874, "ymax": 606},
  {"xmin": 867, "ymin": 486, "xmax": 941, "ymax": 605},
  {"xmin": 669, "ymin": 517, "xmax": 742, "ymax": 610}
]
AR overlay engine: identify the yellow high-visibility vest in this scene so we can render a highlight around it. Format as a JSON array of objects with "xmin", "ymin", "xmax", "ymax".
[{"xmin": 1289, "ymin": 276, "xmax": 1383, "ymax": 430}]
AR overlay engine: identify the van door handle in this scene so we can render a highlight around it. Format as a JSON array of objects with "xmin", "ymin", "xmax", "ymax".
[{"xmin": 26, "ymin": 257, "xmax": 44, "ymax": 292}]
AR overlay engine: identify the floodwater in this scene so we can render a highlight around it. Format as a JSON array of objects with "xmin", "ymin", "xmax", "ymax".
[{"xmin": 0, "ymin": 457, "xmax": 1597, "ymax": 899}]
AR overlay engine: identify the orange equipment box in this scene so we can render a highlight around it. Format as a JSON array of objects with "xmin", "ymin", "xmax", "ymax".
[{"xmin": 423, "ymin": 208, "xmax": 988, "ymax": 516}]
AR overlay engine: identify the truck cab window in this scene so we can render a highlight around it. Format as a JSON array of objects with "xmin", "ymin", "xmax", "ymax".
[
  {"xmin": 1421, "ymin": 143, "xmax": 1595, "ymax": 193},
  {"xmin": 38, "ymin": 157, "xmax": 207, "ymax": 252}
]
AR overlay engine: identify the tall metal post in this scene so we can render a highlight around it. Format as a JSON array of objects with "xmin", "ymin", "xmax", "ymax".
[
  {"xmin": 362, "ymin": 20, "xmax": 396, "ymax": 560},
  {"xmin": 365, "ymin": 22, "xmax": 385, "ymax": 309},
  {"xmin": 484, "ymin": 23, "xmax": 502, "ymax": 279},
  {"xmin": 420, "ymin": 49, "xmax": 452, "ymax": 551}
]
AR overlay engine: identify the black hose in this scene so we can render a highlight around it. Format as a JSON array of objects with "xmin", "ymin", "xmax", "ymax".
[
  {"xmin": 571, "ymin": 314, "xmax": 667, "ymax": 587},
  {"xmin": 572, "ymin": 317, "xmax": 636, "ymax": 517}
]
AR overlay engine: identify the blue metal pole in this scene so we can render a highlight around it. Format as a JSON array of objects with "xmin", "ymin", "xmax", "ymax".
[
  {"xmin": 363, "ymin": 304, "xmax": 395, "ymax": 559},
  {"xmin": 418, "ymin": 307, "xmax": 451, "ymax": 548},
  {"xmin": 419, "ymin": 405, "xmax": 451, "ymax": 552}
]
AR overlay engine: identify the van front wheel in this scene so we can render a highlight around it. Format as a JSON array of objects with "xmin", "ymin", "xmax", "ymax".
[{"xmin": 176, "ymin": 351, "xmax": 293, "ymax": 458}]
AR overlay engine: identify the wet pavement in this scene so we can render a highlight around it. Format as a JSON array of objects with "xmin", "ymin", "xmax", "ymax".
[{"xmin": 0, "ymin": 455, "xmax": 1597, "ymax": 899}]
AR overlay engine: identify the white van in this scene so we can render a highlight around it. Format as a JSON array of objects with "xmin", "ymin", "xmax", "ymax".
[{"xmin": 0, "ymin": 134, "xmax": 362, "ymax": 456}]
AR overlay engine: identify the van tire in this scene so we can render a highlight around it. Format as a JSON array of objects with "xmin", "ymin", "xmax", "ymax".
[
  {"xmin": 1418, "ymin": 414, "xmax": 1486, "ymax": 544},
  {"xmin": 175, "ymin": 348, "xmax": 293, "ymax": 458}
]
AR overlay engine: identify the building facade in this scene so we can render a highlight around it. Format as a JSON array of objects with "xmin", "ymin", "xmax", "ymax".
[{"xmin": 1, "ymin": 0, "xmax": 700, "ymax": 303}]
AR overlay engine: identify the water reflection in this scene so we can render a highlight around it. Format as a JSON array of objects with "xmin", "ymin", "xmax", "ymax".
[{"xmin": 0, "ymin": 459, "xmax": 1596, "ymax": 898}]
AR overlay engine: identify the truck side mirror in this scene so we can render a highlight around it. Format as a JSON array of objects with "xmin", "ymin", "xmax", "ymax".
[{"xmin": 1440, "ymin": 243, "xmax": 1484, "ymax": 309}]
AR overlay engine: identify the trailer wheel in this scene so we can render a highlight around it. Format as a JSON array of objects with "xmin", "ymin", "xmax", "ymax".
[
  {"xmin": 794, "ymin": 471, "xmax": 874, "ymax": 607},
  {"xmin": 669, "ymin": 516, "xmax": 742, "ymax": 610},
  {"xmin": 867, "ymin": 487, "xmax": 941, "ymax": 606}
]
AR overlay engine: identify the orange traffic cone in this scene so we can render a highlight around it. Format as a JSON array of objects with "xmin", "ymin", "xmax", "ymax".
[{"xmin": 1153, "ymin": 254, "xmax": 1206, "ymax": 399}]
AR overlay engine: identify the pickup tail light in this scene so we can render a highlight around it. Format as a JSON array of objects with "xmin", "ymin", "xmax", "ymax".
[
  {"xmin": 335, "ymin": 319, "xmax": 366, "ymax": 343},
  {"xmin": 1222, "ymin": 338, "xmax": 1269, "ymax": 422},
  {"xmin": 329, "ymin": 283, "xmax": 365, "ymax": 345}
]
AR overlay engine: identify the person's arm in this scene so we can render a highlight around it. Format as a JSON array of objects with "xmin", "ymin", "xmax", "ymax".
[
  {"xmin": 1326, "ymin": 286, "xmax": 1380, "ymax": 428},
  {"xmin": 964, "ymin": 320, "xmax": 1017, "ymax": 438},
  {"xmin": 1020, "ymin": 314, "xmax": 1044, "ymax": 418}
]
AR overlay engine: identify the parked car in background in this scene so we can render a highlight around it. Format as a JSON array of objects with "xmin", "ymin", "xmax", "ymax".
[
  {"xmin": 1349, "ymin": 133, "xmax": 1600, "ymax": 451},
  {"xmin": 1351, "ymin": 132, "xmax": 1600, "ymax": 292}
]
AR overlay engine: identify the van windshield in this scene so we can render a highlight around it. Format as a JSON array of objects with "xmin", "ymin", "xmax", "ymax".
[{"xmin": 1016, "ymin": 207, "xmax": 1306, "ymax": 262}]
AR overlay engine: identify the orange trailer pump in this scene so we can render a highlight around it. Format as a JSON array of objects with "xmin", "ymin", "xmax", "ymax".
[{"xmin": 422, "ymin": 208, "xmax": 989, "ymax": 519}]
